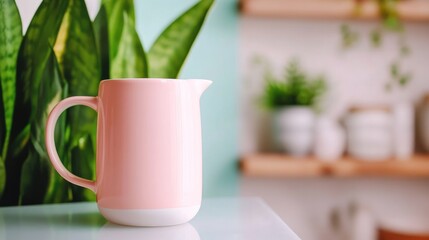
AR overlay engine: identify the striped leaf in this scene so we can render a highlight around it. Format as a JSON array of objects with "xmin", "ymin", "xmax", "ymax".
[
  {"xmin": 0, "ymin": 0, "xmax": 22, "ymax": 161},
  {"xmin": 0, "ymin": 157, "xmax": 4, "ymax": 199},
  {"xmin": 0, "ymin": 0, "xmax": 68, "ymax": 206},
  {"xmin": 55, "ymin": 0, "xmax": 99, "ymax": 141},
  {"xmin": 54, "ymin": 0, "xmax": 99, "ymax": 202},
  {"xmin": 94, "ymin": 4, "xmax": 110, "ymax": 80},
  {"xmin": 111, "ymin": 13, "xmax": 148, "ymax": 78},
  {"xmin": 148, "ymin": 0, "xmax": 214, "ymax": 78},
  {"xmin": 107, "ymin": 0, "xmax": 136, "ymax": 63},
  {"xmin": 102, "ymin": 0, "xmax": 135, "ymax": 22},
  {"xmin": 103, "ymin": 0, "xmax": 135, "ymax": 64},
  {"xmin": 70, "ymin": 134, "xmax": 95, "ymax": 201},
  {"xmin": 20, "ymin": 48, "xmax": 67, "ymax": 205}
]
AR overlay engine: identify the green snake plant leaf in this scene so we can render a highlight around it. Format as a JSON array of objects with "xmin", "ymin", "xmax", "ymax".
[
  {"xmin": 55, "ymin": 0, "xmax": 100, "ymax": 142},
  {"xmin": 103, "ymin": 0, "xmax": 135, "ymax": 63},
  {"xmin": 19, "ymin": 150, "xmax": 50, "ymax": 205},
  {"xmin": 54, "ymin": 0, "xmax": 99, "ymax": 202},
  {"xmin": 148, "ymin": 0, "xmax": 214, "ymax": 78},
  {"xmin": 43, "ymin": 125, "xmax": 70, "ymax": 203},
  {"xmin": 70, "ymin": 134, "xmax": 95, "ymax": 201},
  {"xmin": 20, "ymin": 48, "xmax": 67, "ymax": 205},
  {"xmin": 0, "ymin": 158, "xmax": 4, "ymax": 199},
  {"xmin": 94, "ymin": 4, "xmax": 110, "ymax": 80},
  {"xmin": 0, "ymin": 0, "xmax": 22, "ymax": 161},
  {"xmin": 0, "ymin": 81, "xmax": 6, "ymax": 199},
  {"xmin": 111, "ymin": 13, "xmax": 148, "ymax": 78},
  {"xmin": 0, "ymin": 0, "xmax": 68, "ymax": 206},
  {"xmin": 0, "ymin": 0, "xmax": 20, "ymax": 199},
  {"xmin": 102, "ymin": 0, "xmax": 135, "ymax": 22}
]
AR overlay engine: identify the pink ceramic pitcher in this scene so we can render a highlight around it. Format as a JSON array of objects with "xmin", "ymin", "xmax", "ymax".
[{"xmin": 45, "ymin": 78, "xmax": 212, "ymax": 226}]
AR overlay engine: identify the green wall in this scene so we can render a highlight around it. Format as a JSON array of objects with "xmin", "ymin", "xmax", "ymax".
[{"xmin": 135, "ymin": 0, "xmax": 238, "ymax": 197}]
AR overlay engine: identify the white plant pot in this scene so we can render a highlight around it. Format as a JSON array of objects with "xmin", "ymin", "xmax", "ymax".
[{"xmin": 274, "ymin": 107, "xmax": 315, "ymax": 156}]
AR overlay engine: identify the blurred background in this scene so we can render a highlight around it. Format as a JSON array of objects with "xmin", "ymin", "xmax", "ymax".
[{"xmin": 14, "ymin": 0, "xmax": 429, "ymax": 239}]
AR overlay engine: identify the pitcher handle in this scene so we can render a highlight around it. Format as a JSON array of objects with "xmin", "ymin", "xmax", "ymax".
[{"xmin": 45, "ymin": 96, "xmax": 98, "ymax": 193}]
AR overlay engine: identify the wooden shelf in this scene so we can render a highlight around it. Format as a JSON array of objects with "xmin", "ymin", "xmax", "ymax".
[
  {"xmin": 240, "ymin": 0, "xmax": 429, "ymax": 21},
  {"xmin": 241, "ymin": 154, "xmax": 429, "ymax": 177}
]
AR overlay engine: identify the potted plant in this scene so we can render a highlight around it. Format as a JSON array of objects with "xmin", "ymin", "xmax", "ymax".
[
  {"xmin": 262, "ymin": 60, "xmax": 326, "ymax": 156},
  {"xmin": 0, "ymin": 0, "xmax": 213, "ymax": 205}
]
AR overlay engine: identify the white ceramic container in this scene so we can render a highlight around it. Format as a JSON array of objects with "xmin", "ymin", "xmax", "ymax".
[
  {"xmin": 314, "ymin": 116, "xmax": 345, "ymax": 161},
  {"xmin": 345, "ymin": 107, "xmax": 393, "ymax": 161}
]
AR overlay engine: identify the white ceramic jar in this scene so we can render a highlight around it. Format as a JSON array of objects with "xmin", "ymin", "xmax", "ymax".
[
  {"xmin": 274, "ymin": 106, "xmax": 315, "ymax": 156},
  {"xmin": 345, "ymin": 107, "xmax": 393, "ymax": 161},
  {"xmin": 314, "ymin": 116, "xmax": 345, "ymax": 161}
]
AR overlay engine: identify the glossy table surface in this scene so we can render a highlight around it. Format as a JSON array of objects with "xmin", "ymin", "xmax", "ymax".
[{"xmin": 0, "ymin": 197, "xmax": 300, "ymax": 240}]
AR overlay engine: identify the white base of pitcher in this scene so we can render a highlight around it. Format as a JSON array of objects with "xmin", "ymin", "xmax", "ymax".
[{"xmin": 98, "ymin": 205, "xmax": 201, "ymax": 227}]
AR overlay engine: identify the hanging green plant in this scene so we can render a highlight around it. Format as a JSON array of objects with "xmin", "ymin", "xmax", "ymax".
[{"xmin": 340, "ymin": 0, "xmax": 411, "ymax": 90}]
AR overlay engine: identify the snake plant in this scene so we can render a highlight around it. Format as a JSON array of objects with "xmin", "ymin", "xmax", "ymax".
[{"xmin": 0, "ymin": 0, "xmax": 214, "ymax": 206}]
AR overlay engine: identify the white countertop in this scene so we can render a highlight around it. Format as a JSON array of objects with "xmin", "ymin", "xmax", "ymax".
[{"xmin": 0, "ymin": 197, "xmax": 300, "ymax": 240}]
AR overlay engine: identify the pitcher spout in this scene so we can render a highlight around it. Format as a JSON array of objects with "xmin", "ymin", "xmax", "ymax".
[{"xmin": 190, "ymin": 79, "xmax": 212, "ymax": 97}]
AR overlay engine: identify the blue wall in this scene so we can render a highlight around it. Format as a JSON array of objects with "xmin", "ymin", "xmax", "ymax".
[{"xmin": 135, "ymin": 0, "xmax": 238, "ymax": 197}]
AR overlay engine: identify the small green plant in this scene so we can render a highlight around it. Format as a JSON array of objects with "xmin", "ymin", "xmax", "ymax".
[
  {"xmin": 0, "ymin": 0, "xmax": 214, "ymax": 206},
  {"xmin": 262, "ymin": 61, "xmax": 326, "ymax": 109}
]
